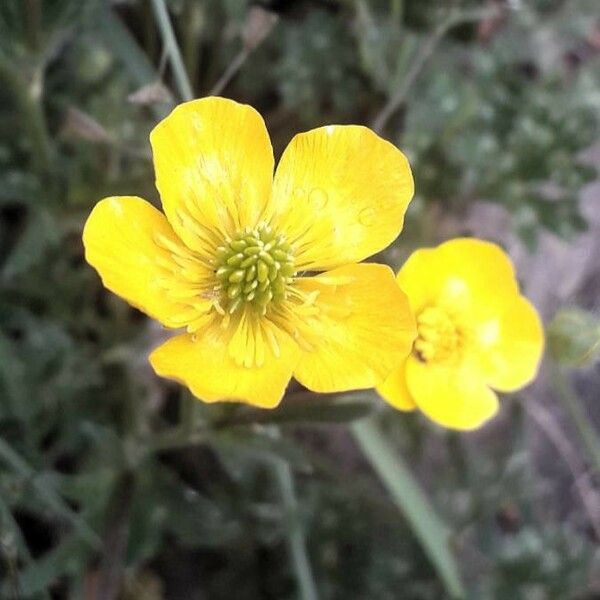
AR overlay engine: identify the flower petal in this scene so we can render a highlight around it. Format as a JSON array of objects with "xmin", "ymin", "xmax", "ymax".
[
  {"xmin": 149, "ymin": 326, "xmax": 299, "ymax": 408},
  {"xmin": 83, "ymin": 196, "xmax": 199, "ymax": 327},
  {"xmin": 405, "ymin": 356, "xmax": 499, "ymax": 430},
  {"xmin": 150, "ymin": 97, "xmax": 274, "ymax": 251},
  {"xmin": 293, "ymin": 264, "xmax": 416, "ymax": 392},
  {"xmin": 398, "ymin": 238, "xmax": 519, "ymax": 318},
  {"xmin": 376, "ymin": 359, "xmax": 417, "ymax": 411},
  {"xmin": 270, "ymin": 125, "xmax": 414, "ymax": 270},
  {"xmin": 473, "ymin": 295, "xmax": 544, "ymax": 392}
]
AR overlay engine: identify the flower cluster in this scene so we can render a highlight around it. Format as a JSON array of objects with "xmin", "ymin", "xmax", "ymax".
[{"xmin": 83, "ymin": 97, "xmax": 544, "ymax": 430}]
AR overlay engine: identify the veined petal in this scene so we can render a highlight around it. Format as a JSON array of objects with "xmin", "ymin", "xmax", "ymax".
[
  {"xmin": 293, "ymin": 264, "xmax": 416, "ymax": 392},
  {"xmin": 405, "ymin": 356, "xmax": 499, "ymax": 430},
  {"xmin": 83, "ymin": 196, "xmax": 204, "ymax": 327},
  {"xmin": 376, "ymin": 359, "xmax": 417, "ymax": 411},
  {"xmin": 149, "ymin": 325, "xmax": 300, "ymax": 408},
  {"xmin": 472, "ymin": 295, "xmax": 544, "ymax": 392},
  {"xmin": 270, "ymin": 125, "xmax": 414, "ymax": 270},
  {"xmin": 398, "ymin": 238, "xmax": 519, "ymax": 318},
  {"xmin": 150, "ymin": 97, "xmax": 274, "ymax": 252}
]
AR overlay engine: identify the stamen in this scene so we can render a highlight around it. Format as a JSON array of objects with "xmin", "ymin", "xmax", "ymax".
[{"xmin": 414, "ymin": 306, "xmax": 465, "ymax": 364}]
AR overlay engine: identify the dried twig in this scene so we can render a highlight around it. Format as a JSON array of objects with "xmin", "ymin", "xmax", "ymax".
[
  {"xmin": 526, "ymin": 400, "xmax": 600, "ymax": 539},
  {"xmin": 210, "ymin": 6, "xmax": 278, "ymax": 96},
  {"xmin": 371, "ymin": 5, "xmax": 503, "ymax": 135}
]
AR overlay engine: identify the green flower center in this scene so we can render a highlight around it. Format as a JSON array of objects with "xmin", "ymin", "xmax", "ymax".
[{"xmin": 214, "ymin": 224, "xmax": 296, "ymax": 314}]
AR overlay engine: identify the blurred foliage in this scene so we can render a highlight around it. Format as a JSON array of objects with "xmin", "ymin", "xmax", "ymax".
[
  {"xmin": 1, "ymin": 0, "xmax": 600, "ymax": 598},
  {"xmin": 548, "ymin": 309, "xmax": 600, "ymax": 367}
]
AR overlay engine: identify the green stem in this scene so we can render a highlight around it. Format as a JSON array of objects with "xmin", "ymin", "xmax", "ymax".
[
  {"xmin": 0, "ymin": 58, "xmax": 53, "ymax": 176},
  {"xmin": 181, "ymin": 0, "xmax": 203, "ymax": 94},
  {"xmin": 391, "ymin": 0, "xmax": 403, "ymax": 23},
  {"xmin": 150, "ymin": 0, "xmax": 194, "ymax": 101},
  {"xmin": 24, "ymin": 0, "xmax": 42, "ymax": 53},
  {"xmin": 551, "ymin": 364, "xmax": 600, "ymax": 475},
  {"xmin": 273, "ymin": 451, "xmax": 319, "ymax": 600},
  {"xmin": 351, "ymin": 417, "xmax": 465, "ymax": 599}
]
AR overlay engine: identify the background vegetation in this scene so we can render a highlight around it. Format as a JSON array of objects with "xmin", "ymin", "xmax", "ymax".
[{"xmin": 1, "ymin": 0, "xmax": 600, "ymax": 598}]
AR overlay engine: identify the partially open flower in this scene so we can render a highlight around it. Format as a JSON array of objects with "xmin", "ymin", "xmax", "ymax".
[
  {"xmin": 83, "ymin": 97, "xmax": 416, "ymax": 408},
  {"xmin": 377, "ymin": 238, "xmax": 544, "ymax": 430}
]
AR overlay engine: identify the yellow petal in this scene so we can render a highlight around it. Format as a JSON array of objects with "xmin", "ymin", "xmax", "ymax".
[
  {"xmin": 270, "ymin": 125, "xmax": 414, "ymax": 270},
  {"xmin": 405, "ymin": 356, "xmax": 499, "ymax": 430},
  {"xmin": 473, "ymin": 295, "xmax": 544, "ymax": 392},
  {"xmin": 293, "ymin": 264, "xmax": 416, "ymax": 392},
  {"xmin": 150, "ymin": 97, "xmax": 274, "ymax": 251},
  {"xmin": 376, "ymin": 359, "xmax": 417, "ymax": 411},
  {"xmin": 83, "ymin": 196, "xmax": 200, "ymax": 327},
  {"xmin": 398, "ymin": 238, "xmax": 519, "ymax": 317},
  {"xmin": 149, "ymin": 325, "xmax": 299, "ymax": 408}
]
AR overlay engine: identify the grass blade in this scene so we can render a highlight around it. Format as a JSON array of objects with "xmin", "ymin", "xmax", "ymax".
[
  {"xmin": 96, "ymin": 4, "xmax": 174, "ymax": 120},
  {"xmin": 351, "ymin": 417, "xmax": 465, "ymax": 599},
  {"xmin": 150, "ymin": 0, "xmax": 194, "ymax": 101}
]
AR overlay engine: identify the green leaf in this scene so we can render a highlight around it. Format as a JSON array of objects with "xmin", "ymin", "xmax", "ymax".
[
  {"xmin": 225, "ymin": 397, "xmax": 375, "ymax": 426},
  {"xmin": 351, "ymin": 417, "xmax": 465, "ymax": 599},
  {"xmin": 0, "ymin": 437, "xmax": 101, "ymax": 549},
  {"xmin": 1, "ymin": 207, "xmax": 59, "ymax": 280},
  {"xmin": 6, "ymin": 533, "xmax": 88, "ymax": 597},
  {"xmin": 0, "ymin": 493, "xmax": 31, "ymax": 562},
  {"xmin": 214, "ymin": 428, "xmax": 312, "ymax": 472}
]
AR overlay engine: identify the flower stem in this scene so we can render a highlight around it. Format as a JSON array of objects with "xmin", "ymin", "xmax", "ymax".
[
  {"xmin": 23, "ymin": 0, "xmax": 42, "ymax": 53},
  {"xmin": 0, "ymin": 58, "xmax": 53, "ymax": 177},
  {"xmin": 551, "ymin": 364, "xmax": 600, "ymax": 475},
  {"xmin": 267, "ymin": 427, "xmax": 318, "ymax": 600},
  {"xmin": 351, "ymin": 417, "xmax": 465, "ymax": 599},
  {"xmin": 150, "ymin": 0, "xmax": 194, "ymax": 101},
  {"xmin": 273, "ymin": 453, "xmax": 319, "ymax": 600}
]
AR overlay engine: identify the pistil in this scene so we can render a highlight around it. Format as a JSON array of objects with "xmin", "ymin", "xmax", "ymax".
[{"xmin": 213, "ymin": 224, "xmax": 296, "ymax": 314}]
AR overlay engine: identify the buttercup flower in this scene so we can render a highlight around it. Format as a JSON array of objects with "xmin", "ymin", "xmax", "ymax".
[
  {"xmin": 377, "ymin": 238, "xmax": 544, "ymax": 430},
  {"xmin": 83, "ymin": 97, "xmax": 416, "ymax": 408}
]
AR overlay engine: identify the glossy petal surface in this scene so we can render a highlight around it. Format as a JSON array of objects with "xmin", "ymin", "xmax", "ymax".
[
  {"xmin": 150, "ymin": 325, "xmax": 300, "ymax": 408},
  {"xmin": 150, "ymin": 97, "xmax": 274, "ymax": 253},
  {"xmin": 377, "ymin": 359, "xmax": 417, "ymax": 411},
  {"xmin": 270, "ymin": 125, "xmax": 414, "ymax": 270},
  {"xmin": 473, "ymin": 295, "xmax": 544, "ymax": 392},
  {"xmin": 293, "ymin": 264, "xmax": 416, "ymax": 392},
  {"xmin": 405, "ymin": 357, "xmax": 499, "ymax": 430},
  {"xmin": 397, "ymin": 238, "xmax": 519, "ymax": 319},
  {"xmin": 83, "ymin": 196, "xmax": 198, "ymax": 327}
]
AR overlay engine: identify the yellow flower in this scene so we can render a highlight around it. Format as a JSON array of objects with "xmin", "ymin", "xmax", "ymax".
[
  {"xmin": 377, "ymin": 238, "xmax": 544, "ymax": 430},
  {"xmin": 83, "ymin": 97, "xmax": 416, "ymax": 408}
]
